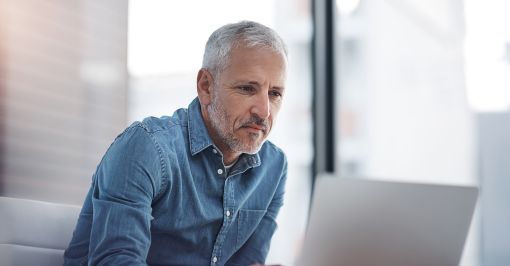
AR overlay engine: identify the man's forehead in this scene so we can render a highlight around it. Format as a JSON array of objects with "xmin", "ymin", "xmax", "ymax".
[
  {"xmin": 229, "ymin": 45, "xmax": 286, "ymax": 60},
  {"xmin": 225, "ymin": 47, "xmax": 287, "ymax": 70}
]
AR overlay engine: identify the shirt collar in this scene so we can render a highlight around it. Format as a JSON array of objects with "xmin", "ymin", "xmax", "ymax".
[
  {"xmin": 187, "ymin": 97, "xmax": 261, "ymax": 168},
  {"xmin": 188, "ymin": 98, "xmax": 214, "ymax": 155}
]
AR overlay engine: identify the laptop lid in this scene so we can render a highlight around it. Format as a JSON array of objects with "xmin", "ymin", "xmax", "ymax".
[{"xmin": 296, "ymin": 176, "xmax": 478, "ymax": 266}]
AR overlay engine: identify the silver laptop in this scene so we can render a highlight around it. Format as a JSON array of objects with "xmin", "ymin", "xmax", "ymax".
[{"xmin": 296, "ymin": 175, "xmax": 478, "ymax": 266}]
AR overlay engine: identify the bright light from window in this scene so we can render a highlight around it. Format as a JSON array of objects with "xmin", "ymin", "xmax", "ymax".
[
  {"xmin": 336, "ymin": 0, "xmax": 360, "ymax": 15},
  {"xmin": 465, "ymin": 0, "xmax": 510, "ymax": 112},
  {"xmin": 128, "ymin": 0, "xmax": 275, "ymax": 77}
]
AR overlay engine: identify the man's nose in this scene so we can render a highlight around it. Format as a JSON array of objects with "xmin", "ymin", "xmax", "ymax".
[{"xmin": 251, "ymin": 92, "xmax": 270, "ymax": 119}]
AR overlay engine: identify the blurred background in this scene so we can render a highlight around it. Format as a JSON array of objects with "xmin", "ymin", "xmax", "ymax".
[{"xmin": 0, "ymin": 0, "xmax": 508, "ymax": 265}]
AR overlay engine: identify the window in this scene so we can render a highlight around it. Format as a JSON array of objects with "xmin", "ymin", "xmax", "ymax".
[{"xmin": 336, "ymin": 0, "xmax": 510, "ymax": 265}]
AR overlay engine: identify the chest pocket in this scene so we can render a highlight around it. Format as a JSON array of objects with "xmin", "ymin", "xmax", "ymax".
[{"xmin": 236, "ymin": 209, "xmax": 266, "ymax": 249}]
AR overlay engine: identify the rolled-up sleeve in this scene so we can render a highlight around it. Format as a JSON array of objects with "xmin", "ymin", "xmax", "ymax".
[{"xmin": 88, "ymin": 124, "xmax": 165, "ymax": 265}]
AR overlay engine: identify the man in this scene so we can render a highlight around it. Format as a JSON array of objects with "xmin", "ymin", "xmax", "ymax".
[{"xmin": 64, "ymin": 21, "xmax": 288, "ymax": 266}]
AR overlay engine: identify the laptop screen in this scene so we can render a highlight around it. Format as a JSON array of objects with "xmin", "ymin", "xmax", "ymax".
[{"xmin": 296, "ymin": 176, "xmax": 478, "ymax": 266}]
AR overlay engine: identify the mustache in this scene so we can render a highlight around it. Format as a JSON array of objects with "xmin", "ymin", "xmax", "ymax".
[{"xmin": 240, "ymin": 115, "xmax": 269, "ymax": 131}]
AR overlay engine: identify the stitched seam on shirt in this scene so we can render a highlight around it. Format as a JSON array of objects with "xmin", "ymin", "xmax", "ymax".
[
  {"xmin": 135, "ymin": 124, "xmax": 169, "ymax": 202},
  {"xmin": 150, "ymin": 120, "xmax": 186, "ymax": 135},
  {"xmin": 150, "ymin": 133, "xmax": 169, "ymax": 202}
]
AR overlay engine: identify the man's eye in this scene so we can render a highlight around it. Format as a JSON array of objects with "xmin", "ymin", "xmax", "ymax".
[
  {"xmin": 238, "ymin": 86, "xmax": 255, "ymax": 92},
  {"xmin": 270, "ymin": 90, "xmax": 282, "ymax": 98}
]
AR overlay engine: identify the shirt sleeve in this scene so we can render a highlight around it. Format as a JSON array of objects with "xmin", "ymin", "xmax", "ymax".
[
  {"xmin": 226, "ymin": 157, "xmax": 288, "ymax": 265},
  {"xmin": 88, "ymin": 124, "xmax": 165, "ymax": 265}
]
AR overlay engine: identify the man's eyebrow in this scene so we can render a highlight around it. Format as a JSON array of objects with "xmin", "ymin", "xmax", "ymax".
[
  {"xmin": 231, "ymin": 80, "xmax": 257, "ymax": 85},
  {"xmin": 231, "ymin": 80, "xmax": 263, "ymax": 87},
  {"xmin": 235, "ymin": 80, "xmax": 285, "ymax": 91}
]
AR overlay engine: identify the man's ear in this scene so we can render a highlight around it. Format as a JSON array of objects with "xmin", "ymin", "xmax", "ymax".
[{"xmin": 197, "ymin": 68, "xmax": 213, "ymax": 106}]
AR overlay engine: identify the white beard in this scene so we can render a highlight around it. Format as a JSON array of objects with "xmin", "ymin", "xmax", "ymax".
[{"xmin": 207, "ymin": 94, "xmax": 265, "ymax": 155}]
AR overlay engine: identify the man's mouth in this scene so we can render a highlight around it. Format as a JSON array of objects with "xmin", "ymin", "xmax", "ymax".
[{"xmin": 242, "ymin": 124, "xmax": 267, "ymax": 134}]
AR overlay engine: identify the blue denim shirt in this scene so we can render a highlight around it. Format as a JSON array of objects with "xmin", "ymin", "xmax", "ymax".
[{"xmin": 64, "ymin": 98, "xmax": 287, "ymax": 266}]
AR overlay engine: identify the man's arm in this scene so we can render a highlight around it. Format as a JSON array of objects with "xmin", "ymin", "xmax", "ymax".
[
  {"xmin": 88, "ymin": 124, "xmax": 165, "ymax": 265},
  {"xmin": 227, "ymin": 160, "xmax": 288, "ymax": 265}
]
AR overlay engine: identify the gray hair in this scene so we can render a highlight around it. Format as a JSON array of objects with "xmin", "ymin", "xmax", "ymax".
[{"xmin": 202, "ymin": 21, "xmax": 288, "ymax": 78}]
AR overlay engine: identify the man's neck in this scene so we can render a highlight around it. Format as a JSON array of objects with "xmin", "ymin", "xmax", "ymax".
[{"xmin": 221, "ymin": 149, "xmax": 240, "ymax": 166}]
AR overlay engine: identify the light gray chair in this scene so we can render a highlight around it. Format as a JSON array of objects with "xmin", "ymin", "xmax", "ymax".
[{"xmin": 0, "ymin": 196, "xmax": 81, "ymax": 266}]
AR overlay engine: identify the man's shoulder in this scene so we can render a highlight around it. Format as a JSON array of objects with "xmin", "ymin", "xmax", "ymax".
[
  {"xmin": 114, "ymin": 110, "xmax": 190, "ymax": 164},
  {"xmin": 135, "ymin": 109, "xmax": 188, "ymax": 134}
]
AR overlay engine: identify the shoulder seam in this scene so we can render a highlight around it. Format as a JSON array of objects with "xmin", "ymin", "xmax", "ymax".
[
  {"xmin": 133, "ymin": 124, "xmax": 170, "ymax": 201},
  {"xmin": 138, "ymin": 117, "xmax": 186, "ymax": 134}
]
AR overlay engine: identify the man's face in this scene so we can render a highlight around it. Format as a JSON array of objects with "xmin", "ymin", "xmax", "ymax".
[{"xmin": 200, "ymin": 46, "xmax": 287, "ymax": 157}]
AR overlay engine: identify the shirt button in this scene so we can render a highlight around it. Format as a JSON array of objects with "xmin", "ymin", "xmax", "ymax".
[
  {"xmin": 217, "ymin": 169, "xmax": 224, "ymax": 175},
  {"xmin": 212, "ymin": 256, "xmax": 218, "ymax": 263},
  {"xmin": 212, "ymin": 149, "xmax": 218, "ymax": 154},
  {"xmin": 226, "ymin": 210, "xmax": 231, "ymax": 217}
]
